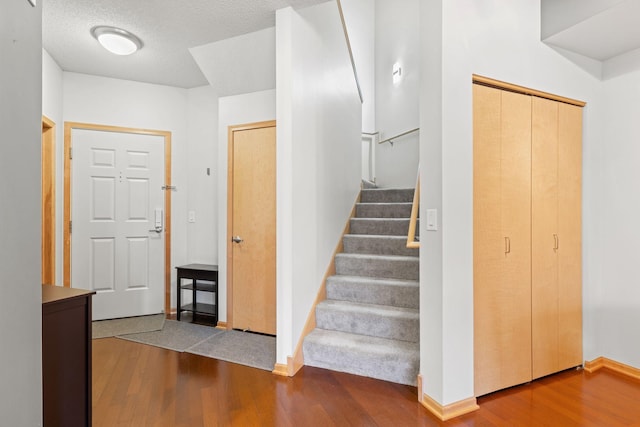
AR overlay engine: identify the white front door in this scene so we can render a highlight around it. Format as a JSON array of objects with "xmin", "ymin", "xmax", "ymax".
[{"xmin": 71, "ymin": 129, "xmax": 165, "ymax": 320}]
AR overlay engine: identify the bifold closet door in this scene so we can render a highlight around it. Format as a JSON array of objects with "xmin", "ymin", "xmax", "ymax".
[
  {"xmin": 557, "ymin": 102, "xmax": 582, "ymax": 372},
  {"xmin": 531, "ymin": 97, "xmax": 583, "ymax": 379},
  {"xmin": 473, "ymin": 84, "xmax": 532, "ymax": 397},
  {"xmin": 531, "ymin": 97, "xmax": 560, "ymax": 379}
]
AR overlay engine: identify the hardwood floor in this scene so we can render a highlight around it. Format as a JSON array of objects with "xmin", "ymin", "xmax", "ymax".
[{"xmin": 93, "ymin": 338, "xmax": 640, "ymax": 426}]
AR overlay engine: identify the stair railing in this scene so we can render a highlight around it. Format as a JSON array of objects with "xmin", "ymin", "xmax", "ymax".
[
  {"xmin": 336, "ymin": 0, "xmax": 363, "ymax": 104},
  {"xmin": 407, "ymin": 169, "xmax": 420, "ymax": 249},
  {"xmin": 378, "ymin": 127, "xmax": 420, "ymax": 146}
]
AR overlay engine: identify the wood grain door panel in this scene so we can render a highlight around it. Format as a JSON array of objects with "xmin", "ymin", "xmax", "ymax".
[
  {"xmin": 557, "ymin": 102, "xmax": 583, "ymax": 370},
  {"xmin": 531, "ymin": 96, "xmax": 560, "ymax": 379},
  {"xmin": 474, "ymin": 85, "xmax": 532, "ymax": 396},
  {"xmin": 230, "ymin": 124, "xmax": 276, "ymax": 335}
]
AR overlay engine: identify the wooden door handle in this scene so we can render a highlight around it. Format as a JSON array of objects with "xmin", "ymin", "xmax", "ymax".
[
  {"xmin": 553, "ymin": 234, "xmax": 558, "ymax": 250},
  {"xmin": 504, "ymin": 237, "xmax": 511, "ymax": 254}
]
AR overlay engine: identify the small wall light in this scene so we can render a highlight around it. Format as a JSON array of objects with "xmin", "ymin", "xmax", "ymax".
[
  {"xmin": 91, "ymin": 26, "xmax": 143, "ymax": 56},
  {"xmin": 392, "ymin": 62, "xmax": 403, "ymax": 85}
]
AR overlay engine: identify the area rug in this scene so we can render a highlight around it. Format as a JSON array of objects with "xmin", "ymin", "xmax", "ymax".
[
  {"xmin": 114, "ymin": 320, "xmax": 276, "ymax": 371},
  {"xmin": 117, "ymin": 319, "xmax": 221, "ymax": 352},
  {"xmin": 187, "ymin": 329, "xmax": 276, "ymax": 371},
  {"xmin": 92, "ymin": 314, "xmax": 165, "ymax": 339}
]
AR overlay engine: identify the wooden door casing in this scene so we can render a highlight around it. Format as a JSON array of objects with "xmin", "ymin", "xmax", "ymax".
[
  {"xmin": 42, "ymin": 116, "xmax": 56, "ymax": 286},
  {"xmin": 63, "ymin": 122, "xmax": 173, "ymax": 316}
]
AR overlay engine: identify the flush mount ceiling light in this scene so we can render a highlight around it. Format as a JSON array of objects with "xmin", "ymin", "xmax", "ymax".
[{"xmin": 91, "ymin": 26, "xmax": 143, "ymax": 56}]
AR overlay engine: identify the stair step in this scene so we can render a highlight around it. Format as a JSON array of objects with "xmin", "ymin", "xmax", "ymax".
[
  {"xmin": 335, "ymin": 253, "xmax": 419, "ymax": 280},
  {"xmin": 326, "ymin": 275, "xmax": 419, "ymax": 309},
  {"xmin": 316, "ymin": 300, "xmax": 419, "ymax": 342},
  {"xmin": 350, "ymin": 218, "xmax": 418, "ymax": 236},
  {"xmin": 361, "ymin": 179, "xmax": 378, "ymax": 189},
  {"xmin": 343, "ymin": 234, "xmax": 418, "ymax": 257},
  {"xmin": 303, "ymin": 329, "xmax": 419, "ymax": 386},
  {"xmin": 356, "ymin": 202, "xmax": 413, "ymax": 218},
  {"xmin": 360, "ymin": 188, "xmax": 414, "ymax": 203}
]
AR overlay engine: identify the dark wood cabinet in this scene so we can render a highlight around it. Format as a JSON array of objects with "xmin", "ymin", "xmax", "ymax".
[{"xmin": 42, "ymin": 285, "xmax": 94, "ymax": 427}]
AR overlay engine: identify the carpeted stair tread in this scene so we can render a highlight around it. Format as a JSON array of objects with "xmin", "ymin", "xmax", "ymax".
[
  {"xmin": 343, "ymin": 234, "xmax": 419, "ymax": 257},
  {"xmin": 356, "ymin": 202, "xmax": 413, "ymax": 218},
  {"xmin": 335, "ymin": 253, "xmax": 419, "ymax": 280},
  {"xmin": 326, "ymin": 275, "xmax": 419, "ymax": 309},
  {"xmin": 350, "ymin": 218, "xmax": 419, "ymax": 236},
  {"xmin": 360, "ymin": 188, "xmax": 414, "ymax": 203},
  {"xmin": 303, "ymin": 329, "xmax": 419, "ymax": 386},
  {"xmin": 316, "ymin": 300, "xmax": 419, "ymax": 342},
  {"xmin": 303, "ymin": 186, "xmax": 420, "ymax": 386},
  {"xmin": 361, "ymin": 179, "xmax": 378, "ymax": 189}
]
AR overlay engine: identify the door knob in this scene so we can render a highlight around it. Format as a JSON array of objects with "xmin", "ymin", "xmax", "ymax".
[{"xmin": 232, "ymin": 236, "xmax": 243, "ymax": 243}]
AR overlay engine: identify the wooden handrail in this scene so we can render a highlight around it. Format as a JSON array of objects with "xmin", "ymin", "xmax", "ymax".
[{"xmin": 407, "ymin": 170, "xmax": 420, "ymax": 249}]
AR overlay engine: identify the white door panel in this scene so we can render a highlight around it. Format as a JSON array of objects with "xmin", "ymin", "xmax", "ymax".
[{"xmin": 72, "ymin": 129, "xmax": 164, "ymax": 320}]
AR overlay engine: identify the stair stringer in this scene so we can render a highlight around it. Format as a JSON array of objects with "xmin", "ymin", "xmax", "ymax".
[{"xmin": 276, "ymin": 191, "xmax": 361, "ymax": 377}]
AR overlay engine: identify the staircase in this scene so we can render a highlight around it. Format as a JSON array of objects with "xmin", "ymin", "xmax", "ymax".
[{"xmin": 303, "ymin": 187, "xmax": 419, "ymax": 386}]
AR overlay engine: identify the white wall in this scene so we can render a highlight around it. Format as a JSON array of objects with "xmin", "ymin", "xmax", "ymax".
[
  {"xmin": 419, "ymin": 0, "xmax": 604, "ymax": 406},
  {"xmin": 419, "ymin": 0, "xmax": 445, "ymax": 403},
  {"xmin": 374, "ymin": 0, "xmax": 420, "ymax": 188},
  {"xmin": 0, "ymin": 1, "xmax": 43, "ymax": 424},
  {"xmin": 341, "ymin": 0, "xmax": 376, "ymax": 133},
  {"xmin": 217, "ymin": 89, "xmax": 277, "ymax": 322},
  {"xmin": 42, "ymin": 49, "xmax": 64, "ymax": 286},
  {"xmin": 594, "ymin": 70, "xmax": 640, "ymax": 367},
  {"xmin": 186, "ymin": 85, "xmax": 218, "ymax": 265},
  {"xmin": 276, "ymin": 4, "xmax": 362, "ymax": 364},
  {"xmin": 62, "ymin": 73, "xmax": 190, "ymax": 309}
]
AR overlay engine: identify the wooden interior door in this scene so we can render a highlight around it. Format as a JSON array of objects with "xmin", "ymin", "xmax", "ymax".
[
  {"xmin": 557, "ymin": 102, "xmax": 583, "ymax": 371},
  {"xmin": 531, "ymin": 96, "xmax": 560, "ymax": 379},
  {"xmin": 42, "ymin": 117, "xmax": 56, "ymax": 286},
  {"xmin": 229, "ymin": 121, "xmax": 276, "ymax": 335},
  {"xmin": 473, "ymin": 85, "xmax": 532, "ymax": 396}
]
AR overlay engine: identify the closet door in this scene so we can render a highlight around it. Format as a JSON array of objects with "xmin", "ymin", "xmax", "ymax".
[
  {"xmin": 531, "ymin": 97, "xmax": 560, "ymax": 379},
  {"xmin": 474, "ymin": 85, "xmax": 532, "ymax": 396},
  {"xmin": 557, "ymin": 102, "xmax": 582, "ymax": 370},
  {"xmin": 531, "ymin": 98, "xmax": 583, "ymax": 378}
]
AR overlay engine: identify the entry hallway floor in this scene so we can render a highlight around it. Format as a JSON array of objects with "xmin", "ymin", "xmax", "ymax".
[{"xmin": 93, "ymin": 338, "xmax": 640, "ymax": 426}]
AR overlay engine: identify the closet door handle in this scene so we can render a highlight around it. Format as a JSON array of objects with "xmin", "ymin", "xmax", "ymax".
[
  {"xmin": 553, "ymin": 234, "xmax": 559, "ymax": 250},
  {"xmin": 504, "ymin": 237, "xmax": 511, "ymax": 254}
]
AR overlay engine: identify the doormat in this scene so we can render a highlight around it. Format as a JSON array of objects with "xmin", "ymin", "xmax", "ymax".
[
  {"xmin": 92, "ymin": 314, "xmax": 166, "ymax": 339},
  {"xmin": 116, "ymin": 320, "xmax": 276, "ymax": 371}
]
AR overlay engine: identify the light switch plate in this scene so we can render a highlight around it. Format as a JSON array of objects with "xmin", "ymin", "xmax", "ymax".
[
  {"xmin": 426, "ymin": 209, "xmax": 438, "ymax": 231},
  {"xmin": 188, "ymin": 211, "xmax": 196, "ymax": 223}
]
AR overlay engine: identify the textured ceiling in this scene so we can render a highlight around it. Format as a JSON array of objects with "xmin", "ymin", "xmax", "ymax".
[{"xmin": 43, "ymin": 0, "xmax": 328, "ymax": 88}]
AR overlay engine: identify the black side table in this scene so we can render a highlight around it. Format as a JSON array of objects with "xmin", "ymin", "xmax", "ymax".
[{"xmin": 176, "ymin": 264, "xmax": 218, "ymax": 324}]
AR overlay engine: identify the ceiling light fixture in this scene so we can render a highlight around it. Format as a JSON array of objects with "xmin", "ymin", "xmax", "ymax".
[{"xmin": 91, "ymin": 26, "xmax": 143, "ymax": 56}]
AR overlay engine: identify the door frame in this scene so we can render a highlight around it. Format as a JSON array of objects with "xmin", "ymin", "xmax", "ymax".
[
  {"xmin": 226, "ymin": 120, "xmax": 276, "ymax": 330},
  {"xmin": 42, "ymin": 116, "xmax": 56, "ymax": 285},
  {"xmin": 63, "ymin": 122, "xmax": 173, "ymax": 315}
]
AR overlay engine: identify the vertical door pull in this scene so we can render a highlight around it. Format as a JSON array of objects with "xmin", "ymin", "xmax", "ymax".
[
  {"xmin": 504, "ymin": 237, "xmax": 511, "ymax": 254},
  {"xmin": 553, "ymin": 234, "xmax": 559, "ymax": 250}
]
